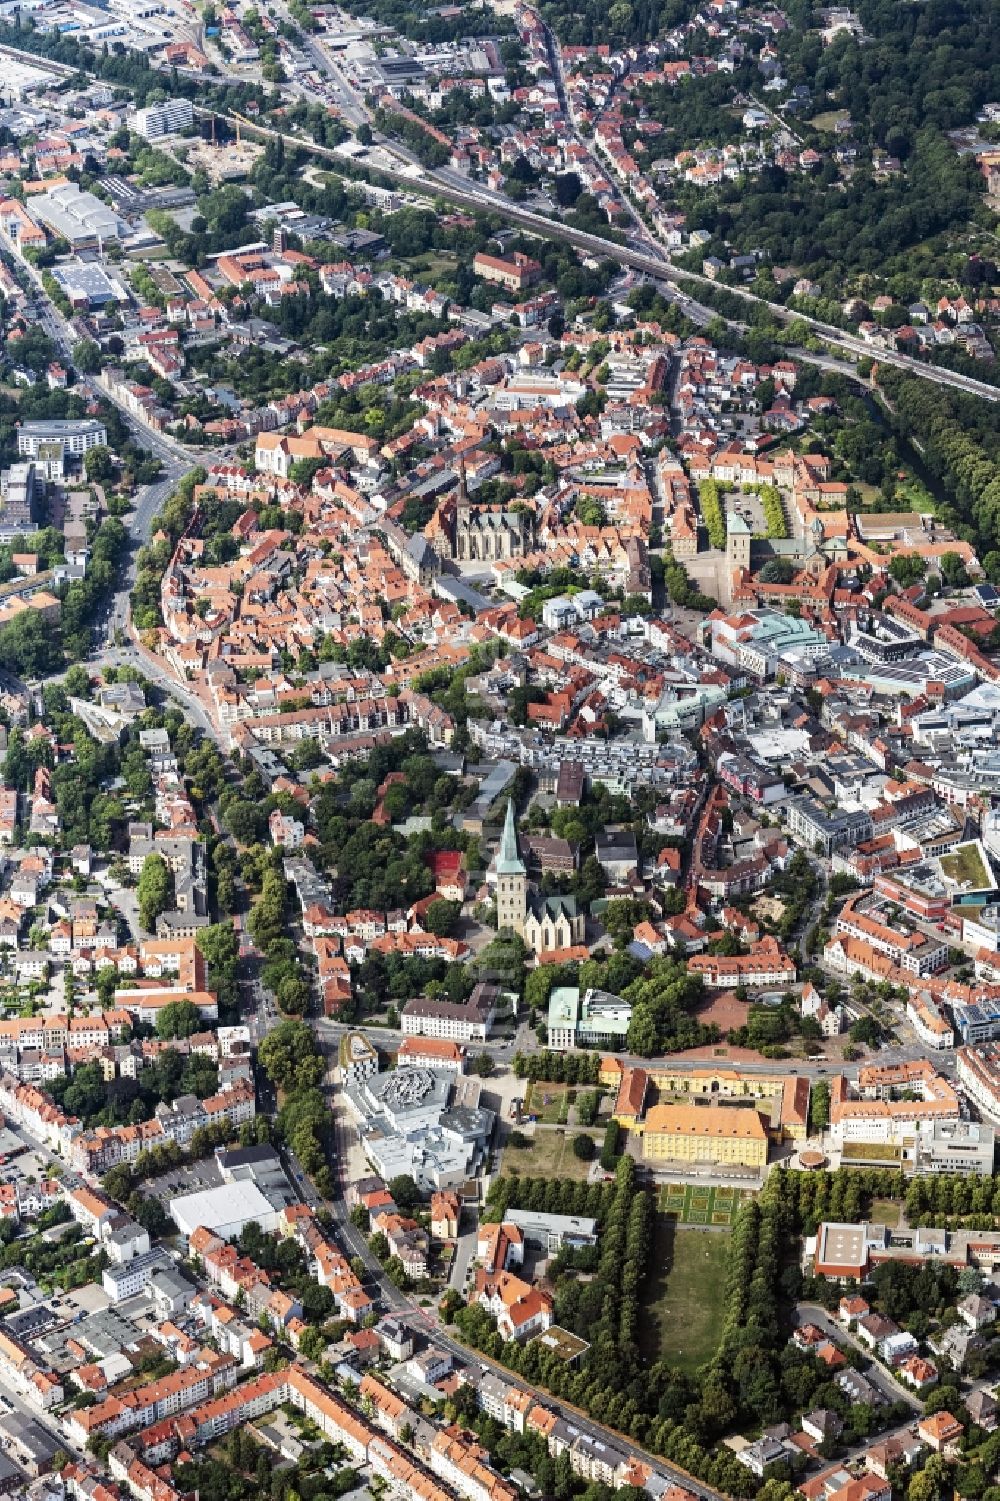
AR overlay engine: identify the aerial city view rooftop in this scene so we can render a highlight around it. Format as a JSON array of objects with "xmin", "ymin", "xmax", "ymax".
[{"xmin": 0, "ymin": 1, "xmax": 998, "ymax": 1501}]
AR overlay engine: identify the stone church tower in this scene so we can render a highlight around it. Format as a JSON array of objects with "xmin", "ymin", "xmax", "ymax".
[
  {"xmin": 726, "ymin": 510, "xmax": 752, "ymax": 571},
  {"xmin": 495, "ymin": 798, "xmax": 527, "ymax": 936}
]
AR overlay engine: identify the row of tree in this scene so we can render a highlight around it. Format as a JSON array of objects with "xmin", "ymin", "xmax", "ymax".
[
  {"xmin": 459, "ymin": 1162, "xmax": 954, "ymax": 1496},
  {"xmin": 877, "ymin": 371, "xmax": 1000, "ymax": 562},
  {"xmin": 485, "ymin": 1173, "xmax": 619, "ymax": 1228},
  {"xmin": 699, "ymin": 479, "xmax": 726, "ymax": 551},
  {"xmin": 512, "ymin": 1051, "xmax": 602, "ymax": 1084},
  {"xmin": 247, "ymin": 861, "xmax": 312, "ymax": 1017},
  {"xmin": 258, "ymin": 1020, "xmax": 334, "ymax": 1198}
]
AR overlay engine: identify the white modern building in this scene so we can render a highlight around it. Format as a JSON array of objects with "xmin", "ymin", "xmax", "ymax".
[
  {"xmin": 344, "ymin": 1067, "xmax": 494, "ymax": 1190},
  {"xmin": 504, "ymin": 1209, "xmax": 598, "ymax": 1252},
  {"xmin": 103, "ymin": 1247, "xmax": 175, "ymax": 1302},
  {"xmin": 17, "ymin": 418, "xmax": 107, "ymax": 458},
  {"xmin": 340, "ymin": 1030, "xmax": 379, "ymax": 1086},
  {"xmin": 28, "ymin": 183, "xmax": 126, "ymax": 249},
  {"xmin": 0, "ymin": 55, "xmax": 61, "ymax": 103},
  {"xmin": 129, "ymin": 97, "xmax": 194, "ymax": 140},
  {"xmin": 169, "ymin": 1180, "xmax": 281, "ymax": 1242},
  {"xmin": 963, "ymin": 904, "xmax": 1000, "ymax": 955}
]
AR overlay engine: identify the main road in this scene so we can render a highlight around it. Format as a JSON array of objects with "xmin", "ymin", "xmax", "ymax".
[
  {"xmin": 313, "ymin": 1012, "xmax": 943, "ymax": 1079},
  {"xmin": 12, "ymin": 264, "xmax": 217, "ymax": 742},
  {"xmin": 0, "ymin": 243, "xmax": 219, "ymax": 720},
  {"xmin": 320, "ymin": 1086, "xmax": 725, "ymax": 1500},
  {"xmin": 27, "ymin": 278, "xmax": 200, "ymax": 471}
]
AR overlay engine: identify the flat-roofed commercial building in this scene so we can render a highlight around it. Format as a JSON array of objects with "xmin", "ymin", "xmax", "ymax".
[
  {"xmin": 546, "ymin": 987, "xmax": 631, "ymax": 1051},
  {"xmin": 814, "ymin": 1222, "xmax": 876, "ymax": 1279},
  {"xmin": 917, "ymin": 1119, "xmax": 994, "ymax": 1176},
  {"xmin": 170, "ymin": 1180, "xmax": 280, "ymax": 1243},
  {"xmin": 50, "ymin": 259, "xmax": 129, "ymax": 310},
  {"xmin": 28, "ymin": 184, "xmax": 125, "ymax": 250},
  {"xmin": 0, "ymin": 55, "xmax": 62, "ymax": 104}
]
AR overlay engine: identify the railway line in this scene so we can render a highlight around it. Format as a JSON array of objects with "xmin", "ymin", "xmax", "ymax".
[
  {"xmin": 4, "ymin": 31, "xmax": 994, "ymax": 406},
  {"xmin": 203, "ymin": 108, "xmax": 1000, "ymax": 405}
]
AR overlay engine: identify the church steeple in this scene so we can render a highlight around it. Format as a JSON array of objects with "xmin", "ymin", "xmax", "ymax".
[
  {"xmin": 495, "ymin": 798, "xmax": 527, "ymax": 934},
  {"xmin": 497, "ymin": 798, "xmax": 524, "ymax": 875},
  {"xmin": 456, "ymin": 458, "xmax": 469, "ymax": 506}
]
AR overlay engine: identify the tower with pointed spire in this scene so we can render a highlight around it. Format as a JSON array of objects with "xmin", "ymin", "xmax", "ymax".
[{"xmin": 495, "ymin": 798, "xmax": 527, "ymax": 936}]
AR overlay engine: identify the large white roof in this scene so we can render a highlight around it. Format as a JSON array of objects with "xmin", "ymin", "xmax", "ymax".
[{"xmin": 169, "ymin": 1179, "xmax": 276, "ymax": 1236}]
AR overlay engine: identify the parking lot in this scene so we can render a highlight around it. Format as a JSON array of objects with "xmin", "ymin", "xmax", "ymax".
[
  {"xmin": 141, "ymin": 1158, "xmax": 225, "ymax": 1204},
  {"xmin": 725, "ymin": 489, "xmax": 768, "ymax": 536}
]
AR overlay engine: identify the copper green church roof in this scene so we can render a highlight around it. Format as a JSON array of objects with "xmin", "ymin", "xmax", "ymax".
[{"xmin": 495, "ymin": 798, "xmax": 525, "ymax": 876}]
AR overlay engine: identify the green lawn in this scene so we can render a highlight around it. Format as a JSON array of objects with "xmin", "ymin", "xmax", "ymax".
[
  {"xmin": 939, "ymin": 843, "xmax": 991, "ymax": 890},
  {"xmin": 639, "ymin": 1217, "xmax": 731, "ymax": 1373},
  {"xmin": 658, "ymin": 1183, "xmax": 749, "ymax": 1226},
  {"xmin": 870, "ymin": 1198, "xmax": 902, "ymax": 1227},
  {"xmin": 525, "ymin": 1081, "xmax": 570, "ymax": 1125},
  {"xmin": 842, "ymin": 1141, "xmax": 903, "ymax": 1162},
  {"xmin": 893, "ymin": 475, "xmax": 938, "ymax": 512},
  {"xmin": 501, "ymin": 1128, "xmax": 602, "ymax": 1181},
  {"xmin": 808, "ymin": 110, "xmax": 850, "ymax": 132}
]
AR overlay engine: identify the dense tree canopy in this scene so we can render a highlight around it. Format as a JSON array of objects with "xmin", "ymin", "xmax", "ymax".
[
  {"xmin": 138, "ymin": 852, "xmax": 173, "ymax": 932},
  {"xmin": 258, "ymin": 1019, "xmax": 324, "ymax": 1092}
]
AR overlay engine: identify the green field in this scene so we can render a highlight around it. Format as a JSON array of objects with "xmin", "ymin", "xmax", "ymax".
[
  {"xmin": 525, "ymin": 1081, "xmax": 570, "ymax": 1125},
  {"xmin": 658, "ymin": 1182, "xmax": 749, "ymax": 1226},
  {"xmin": 501, "ymin": 1128, "xmax": 602, "ymax": 1181},
  {"xmin": 639, "ymin": 1216, "xmax": 730, "ymax": 1373}
]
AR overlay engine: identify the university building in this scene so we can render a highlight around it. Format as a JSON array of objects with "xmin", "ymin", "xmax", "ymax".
[{"xmin": 636, "ymin": 1102, "xmax": 769, "ymax": 1168}]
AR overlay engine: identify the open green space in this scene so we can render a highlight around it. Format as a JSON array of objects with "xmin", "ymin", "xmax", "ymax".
[
  {"xmin": 657, "ymin": 1182, "xmax": 748, "ymax": 1226},
  {"xmin": 892, "ymin": 475, "xmax": 938, "ymax": 511},
  {"xmin": 807, "ymin": 110, "xmax": 850, "ymax": 132},
  {"xmin": 501, "ymin": 1128, "xmax": 601, "ymax": 1181},
  {"xmin": 870, "ymin": 1198, "xmax": 902, "ymax": 1227},
  {"xmin": 841, "ymin": 1141, "xmax": 903, "ymax": 1162},
  {"xmin": 940, "ymin": 843, "xmax": 991, "ymax": 890},
  {"xmin": 639, "ymin": 1216, "xmax": 730, "ymax": 1374},
  {"xmin": 525, "ymin": 1080, "xmax": 570, "ymax": 1124}
]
